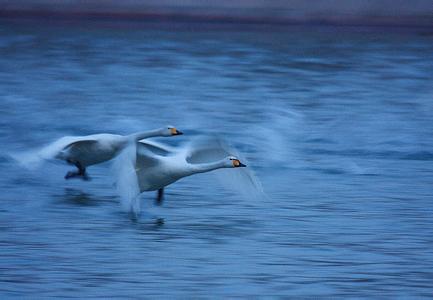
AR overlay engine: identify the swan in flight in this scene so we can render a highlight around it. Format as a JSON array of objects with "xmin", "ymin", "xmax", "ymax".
[
  {"xmin": 113, "ymin": 137, "xmax": 261, "ymax": 214},
  {"xmin": 40, "ymin": 126, "xmax": 183, "ymax": 179}
]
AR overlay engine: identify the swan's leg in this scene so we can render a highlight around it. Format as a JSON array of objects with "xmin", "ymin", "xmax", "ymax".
[
  {"xmin": 75, "ymin": 161, "xmax": 90, "ymax": 181},
  {"xmin": 156, "ymin": 188, "xmax": 164, "ymax": 205},
  {"xmin": 65, "ymin": 159, "xmax": 78, "ymax": 179},
  {"xmin": 64, "ymin": 160, "xmax": 89, "ymax": 180}
]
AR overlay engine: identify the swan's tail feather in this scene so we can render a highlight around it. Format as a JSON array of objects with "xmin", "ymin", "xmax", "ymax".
[
  {"xmin": 9, "ymin": 150, "xmax": 43, "ymax": 170},
  {"xmin": 11, "ymin": 136, "xmax": 86, "ymax": 170}
]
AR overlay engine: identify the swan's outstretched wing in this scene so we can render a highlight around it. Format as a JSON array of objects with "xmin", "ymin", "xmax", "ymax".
[
  {"xmin": 112, "ymin": 142, "xmax": 163, "ymax": 214},
  {"xmin": 111, "ymin": 143, "xmax": 141, "ymax": 214},
  {"xmin": 36, "ymin": 136, "xmax": 97, "ymax": 160},
  {"xmin": 185, "ymin": 136, "xmax": 265, "ymax": 200},
  {"xmin": 184, "ymin": 136, "xmax": 229, "ymax": 164},
  {"xmin": 137, "ymin": 140, "xmax": 175, "ymax": 157},
  {"xmin": 136, "ymin": 142, "xmax": 163, "ymax": 168},
  {"xmin": 56, "ymin": 139, "xmax": 99, "ymax": 160}
]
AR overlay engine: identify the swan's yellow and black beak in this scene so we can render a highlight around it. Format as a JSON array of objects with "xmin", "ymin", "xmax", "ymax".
[
  {"xmin": 232, "ymin": 158, "xmax": 247, "ymax": 168},
  {"xmin": 170, "ymin": 127, "xmax": 183, "ymax": 135}
]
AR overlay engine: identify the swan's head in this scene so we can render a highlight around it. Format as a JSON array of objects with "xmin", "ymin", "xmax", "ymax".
[
  {"xmin": 163, "ymin": 126, "xmax": 183, "ymax": 136},
  {"xmin": 227, "ymin": 156, "xmax": 247, "ymax": 168}
]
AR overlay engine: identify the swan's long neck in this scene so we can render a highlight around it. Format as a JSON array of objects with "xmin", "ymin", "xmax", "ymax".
[
  {"xmin": 185, "ymin": 159, "xmax": 228, "ymax": 176},
  {"xmin": 129, "ymin": 129, "xmax": 162, "ymax": 141}
]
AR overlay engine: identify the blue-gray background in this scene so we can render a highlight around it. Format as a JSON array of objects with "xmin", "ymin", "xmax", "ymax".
[
  {"xmin": 0, "ymin": 20, "xmax": 433, "ymax": 298},
  {"xmin": 1, "ymin": 0, "xmax": 433, "ymax": 27}
]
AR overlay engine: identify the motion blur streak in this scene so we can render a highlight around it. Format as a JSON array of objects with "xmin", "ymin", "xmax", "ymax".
[{"xmin": 0, "ymin": 21, "xmax": 433, "ymax": 298}]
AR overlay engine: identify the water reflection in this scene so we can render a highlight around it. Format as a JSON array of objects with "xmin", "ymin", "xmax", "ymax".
[{"xmin": 55, "ymin": 188, "xmax": 102, "ymax": 207}]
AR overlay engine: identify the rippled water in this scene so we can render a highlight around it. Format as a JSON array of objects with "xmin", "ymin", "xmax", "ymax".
[{"xmin": 1, "ymin": 21, "xmax": 433, "ymax": 298}]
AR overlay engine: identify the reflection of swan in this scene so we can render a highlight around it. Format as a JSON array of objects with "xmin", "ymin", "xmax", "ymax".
[
  {"xmin": 58, "ymin": 188, "xmax": 99, "ymax": 206},
  {"xmin": 40, "ymin": 126, "xmax": 183, "ymax": 179},
  {"xmin": 113, "ymin": 137, "xmax": 261, "ymax": 214}
]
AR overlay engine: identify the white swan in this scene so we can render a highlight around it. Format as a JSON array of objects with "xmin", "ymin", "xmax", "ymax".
[
  {"xmin": 40, "ymin": 126, "xmax": 183, "ymax": 179},
  {"xmin": 113, "ymin": 137, "xmax": 261, "ymax": 214}
]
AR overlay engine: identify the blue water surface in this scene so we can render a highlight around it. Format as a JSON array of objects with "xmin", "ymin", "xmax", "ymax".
[{"xmin": 0, "ymin": 21, "xmax": 433, "ymax": 298}]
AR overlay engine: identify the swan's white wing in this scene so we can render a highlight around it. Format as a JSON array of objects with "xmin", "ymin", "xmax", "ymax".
[
  {"xmin": 39, "ymin": 136, "xmax": 89, "ymax": 159},
  {"xmin": 112, "ymin": 142, "xmax": 163, "ymax": 215},
  {"xmin": 186, "ymin": 136, "xmax": 265, "ymax": 200},
  {"xmin": 56, "ymin": 139, "xmax": 99, "ymax": 160},
  {"xmin": 137, "ymin": 140, "xmax": 176, "ymax": 157},
  {"xmin": 136, "ymin": 142, "xmax": 163, "ymax": 168},
  {"xmin": 184, "ymin": 137, "xmax": 228, "ymax": 164},
  {"xmin": 111, "ymin": 144, "xmax": 141, "ymax": 214}
]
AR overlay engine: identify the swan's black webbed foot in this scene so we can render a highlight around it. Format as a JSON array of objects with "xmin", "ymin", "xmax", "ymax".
[
  {"xmin": 155, "ymin": 218, "xmax": 165, "ymax": 226},
  {"xmin": 65, "ymin": 160, "xmax": 90, "ymax": 180},
  {"xmin": 128, "ymin": 211, "xmax": 140, "ymax": 221},
  {"xmin": 156, "ymin": 188, "xmax": 164, "ymax": 206},
  {"xmin": 64, "ymin": 170, "xmax": 90, "ymax": 180},
  {"xmin": 81, "ymin": 173, "xmax": 91, "ymax": 181},
  {"xmin": 65, "ymin": 171, "xmax": 79, "ymax": 179}
]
